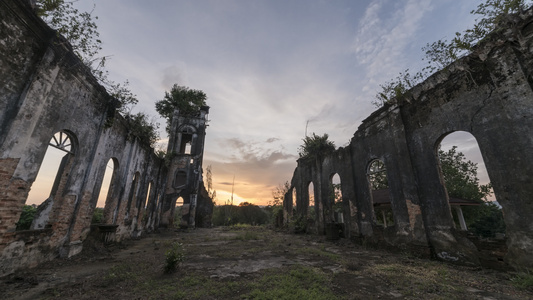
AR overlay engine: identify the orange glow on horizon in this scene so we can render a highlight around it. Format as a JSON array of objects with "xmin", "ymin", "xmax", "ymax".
[{"xmin": 212, "ymin": 189, "xmax": 271, "ymax": 207}]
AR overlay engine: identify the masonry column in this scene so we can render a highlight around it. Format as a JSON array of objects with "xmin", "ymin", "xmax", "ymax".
[{"xmin": 410, "ymin": 147, "xmax": 480, "ymax": 266}]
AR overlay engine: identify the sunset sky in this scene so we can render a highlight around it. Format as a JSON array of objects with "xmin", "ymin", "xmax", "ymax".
[{"xmin": 28, "ymin": 0, "xmax": 493, "ymax": 207}]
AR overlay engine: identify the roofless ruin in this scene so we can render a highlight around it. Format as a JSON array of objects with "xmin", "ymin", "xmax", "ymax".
[{"xmin": 1, "ymin": 0, "xmax": 532, "ymax": 275}]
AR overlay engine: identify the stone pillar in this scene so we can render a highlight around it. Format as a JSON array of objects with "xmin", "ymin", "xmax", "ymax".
[
  {"xmin": 410, "ymin": 149, "xmax": 479, "ymax": 266},
  {"xmin": 454, "ymin": 206, "xmax": 467, "ymax": 231}
]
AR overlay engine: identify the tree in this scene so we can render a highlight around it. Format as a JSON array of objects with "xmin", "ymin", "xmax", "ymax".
[
  {"xmin": 438, "ymin": 146, "xmax": 504, "ymax": 238},
  {"xmin": 155, "ymin": 84, "xmax": 208, "ymax": 132},
  {"xmin": 35, "ymin": 0, "xmax": 101, "ymax": 65},
  {"xmin": 271, "ymin": 181, "xmax": 290, "ymax": 207},
  {"xmin": 298, "ymin": 133, "xmax": 335, "ymax": 162},
  {"xmin": 205, "ymin": 165, "xmax": 217, "ymax": 203},
  {"xmin": 374, "ymin": 0, "xmax": 533, "ymax": 108},
  {"xmin": 125, "ymin": 112, "xmax": 160, "ymax": 147},
  {"xmin": 34, "ymin": 0, "xmax": 139, "ymax": 113},
  {"xmin": 423, "ymin": 0, "xmax": 532, "ymax": 74},
  {"xmin": 368, "ymin": 160, "xmax": 388, "ymax": 190},
  {"xmin": 438, "ymin": 146, "xmax": 492, "ymax": 202}
]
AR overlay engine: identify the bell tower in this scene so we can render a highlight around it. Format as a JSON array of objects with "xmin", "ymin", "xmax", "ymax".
[{"xmin": 162, "ymin": 105, "xmax": 209, "ymax": 228}]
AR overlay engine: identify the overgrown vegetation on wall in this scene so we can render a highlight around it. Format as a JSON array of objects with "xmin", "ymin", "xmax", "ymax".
[
  {"xmin": 298, "ymin": 133, "xmax": 336, "ymax": 162},
  {"xmin": 15, "ymin": 205, "xmax": 37, "ymax": 230},
  {"xmin": 34, "ymin": 0, "xmax": 159, "ymax": 146},
  {"xmin": 155, "ymin": 84, "xmax": 208, "ymax": 133},
  {"xmin": 124, "ymin": 112, "xmax": 160, "ymax": 147},
  {"xmin": 374, "ymin": 0, "xmax": 533, "ymax": 107}
]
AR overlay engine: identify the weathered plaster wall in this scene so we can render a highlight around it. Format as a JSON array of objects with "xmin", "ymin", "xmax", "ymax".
[
  {"xmin": 285, "ymin": 10, "xmax": 533, "ymax": 269},
  {"xmin": 0, "ymin": 0, "xmax": 211, "ymax": 276},
  {"xmin": 161, "ymin": 107, "xmax": 210, "ymax": 229}
]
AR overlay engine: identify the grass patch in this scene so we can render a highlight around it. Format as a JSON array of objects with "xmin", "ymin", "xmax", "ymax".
[
  {"xmin": 234, "ymin": 231, "xmax": 260, "ymax": 241},
  {"xmin": 371, "ymin": 262, "xmax": 463, "ymax": 297},
  {"xmin": 244, "ymin": 265, "xmax": 338, "ymax": 300},
  {"xmin": 98, "ymin": 263, "xmax": 139, "ymax": 287},
  {"xmin": 230, "ymin": 223, "xmax": 253, "ymax": 230},
  {"xmin": 134, "ymin": 272, "xmax": 247, "ymax": 299},
  {"xmin": 511, "ymin": 271, "xmax": 533, "ymax": 290},
  {"xmin": 297, "ymin": 246, "xmax": 341, "ymax": 261}
]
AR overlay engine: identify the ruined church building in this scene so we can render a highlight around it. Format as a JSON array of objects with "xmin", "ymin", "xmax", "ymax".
[
  {"xmin": 282, "ymin": 10, "xmax": 533, "ymax": 269},
  {"xmin": 0, "ymin": 0, "xmax": 212, "ymax": 276},
  {"xmin": 0, "ymin": 0, "xmax": 532, "ymax": 276}
]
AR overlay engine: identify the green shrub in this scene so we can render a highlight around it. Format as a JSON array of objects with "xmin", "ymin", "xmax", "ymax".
[
  {"xmin": 164, "ymin": 242, "xmax": 185, "ymax": 273},
  {"xmin": 92, "ymin": 207, "xmax": 104, "ymax": 224},
  {"xmin": 289, "ymin": 215, "xmax": 307, "ymax": 234},
  {"xmin": 512, "ymin": 271, "xmax": 533, "ymax": 290},
  {"xmin": 16, "ymin": 205, "xmax": 37, "ymax": 230}
]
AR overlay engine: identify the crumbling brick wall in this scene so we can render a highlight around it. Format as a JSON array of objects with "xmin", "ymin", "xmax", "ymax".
[
  {"xmin": 0, "ymin": 0, "xmax": 212, "ymax": 276},
  {"xmin": 285, "ymin": 9, "xmax": 533, "ymax": 270}
]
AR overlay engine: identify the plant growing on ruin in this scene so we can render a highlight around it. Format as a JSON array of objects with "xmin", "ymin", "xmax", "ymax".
[
  {"xmin": 156, "ymin": 84, "xmax": 208, "ymax": 133},
  {"xmin": 374, "ymin": 0, "xmax": 533, "ymax": 107},
  {"xmin": 34, "ymin": 0, "xmax": 139, "ymax": 114},
  {"xmin": 124, "ymin": 112, "xmax": 160, "ymax": 147},
  {"xmin": 35, "ymin": 0, "xmax": 101, "ymax": 65},
  {"xmin": 164, "ymin": 241, "xmax": 185, "ymax": 273},
  {"xmin": 15, "ymin": 205, "xmax": 37, "ymax": 230},
  {"xmin": 373, "ymin": 70, "xmax": 424, "ymax": 107},
  {"xmin": 91, "ymin": 207, "xmax": 104, "ymax": 224},
  {"xmin": 289, "ymin": 214, "xmax": 307, "ymax": 234},
  {"xmin": 298, "ymin": 133, "xmax": 335, "ymax": 162},
  {"xmin": 421, "ymin": 0, "xmax": 532, "ymax": 75}
]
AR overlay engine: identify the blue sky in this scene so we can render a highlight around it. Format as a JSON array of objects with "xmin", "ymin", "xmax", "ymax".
[{"xmin": 62, "ymin": 0, "xmax": 489, "ymax": 206}]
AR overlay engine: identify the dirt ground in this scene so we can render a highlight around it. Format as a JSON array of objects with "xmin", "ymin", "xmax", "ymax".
[{"xmin": 1, "ymin": 226, "xmax": 532, "ymax": 299}]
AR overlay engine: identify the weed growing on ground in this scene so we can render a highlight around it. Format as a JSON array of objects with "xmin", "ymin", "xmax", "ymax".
[
  {"xmin": 370, "ymin": 262, "xmax": 465, "ymax": 297},
  {"xmin": 234, "ymin": 231, "xmax": 260, "ymax": 241},
  {"xmin": 100, "ymin": 263, "xmax": 136, "ymax": 286},
  {"xmin": 230, "ymin": 223, "xmax": 252, "ymax": 230},
  {"xmin": 164, "ymin": 241, "xmax": 185, "ymax": 273},
  {"xmin": 511, "ymin": 270, "xmax": 533, "ymax": 290},
  {"xmin": 297, "ymin": 246, "xmax": 341, "ymax": 262},
  {"xmin": 244, "ymin": 265, "xmax": 337, "ymax": 299}
]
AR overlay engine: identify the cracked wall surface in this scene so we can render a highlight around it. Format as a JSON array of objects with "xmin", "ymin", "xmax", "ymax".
[
  {"xmin": 0, "ymin": 0, "xmax": 211, "ymax": 276},
  {"xmin": 284, "ymin": 9, "xmax": 533, "ymax": 270}
]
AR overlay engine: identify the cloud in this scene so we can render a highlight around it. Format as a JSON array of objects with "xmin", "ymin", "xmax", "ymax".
[
  {"xmin": 353, "ymin": 0, "xmax": 434, "ymax": 80},
  {"xmin": 161, "ymin": 64, "xmax": 187, "ymax": 89},
  {"xmin": 219, "ymin": 137, "xmax": 297, "ymax": 167},
  {"xmin": 265, "ymin": 137, "xmax": 280, "ymax": 143}
]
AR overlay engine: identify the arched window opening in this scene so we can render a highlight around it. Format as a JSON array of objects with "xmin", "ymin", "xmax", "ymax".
[
  {"xmin": 144, "ymin": 181, "xmax": 152, "ymax": 209},
  {"xmin": 125, "ymin": 172, "xmax": 140, "ymax": 219},
  {"xmin": 174, "ymin": 196, "xmax": 184, "ymax": 227},
  {"xmin": 183, "ymin": 141, "xmax": 192, "ymax": 155},
  {"xmin": 174, "ymin": 170, "xmax": 187, "ymax": 188},
  {"xmin": 18, "ymin": 131, "xmax": 75, "ymax": 230},
  {"xmin": 368, "ymin": 160, "xmax": 388, "ymax": 190},
  {"xmin": 93, "ymin": 158, "xmax": 117, "ymax": 224},
  {"xmin": 330, "ymin": 173, "xmax": 343, "ymax": 223},
  {"xmin": 292, "ymin": 188, "xmax": 297, "ymax": 214},
  {"xmin": 367, "ymin": 159, "xmax": 394, "ymax": 227},
  {"xmin": 97, "ymin": 159, "xmax": 116, "ymax": 208},
  {"xmin": 308, "ymin": 182, "xmax": 315, "ymax": 220},
  {"xmin": 179, "ymin": 126, "xmax": 195, "ymax": 154},
  {"xmin": 437, "ymin": 131, "xmax": 503, "ymax": 238}
]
